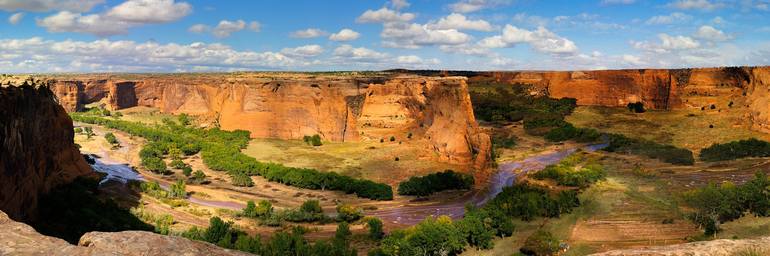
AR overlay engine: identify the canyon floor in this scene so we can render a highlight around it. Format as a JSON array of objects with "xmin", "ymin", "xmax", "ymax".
[{"xmin": 69, "ymin": 103, "xmax": 770, "ymax": 255}]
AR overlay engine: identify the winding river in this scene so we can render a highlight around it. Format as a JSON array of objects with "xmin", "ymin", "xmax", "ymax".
[{"xmin": 89, "ymin": 141, "xmax": 607, "ymax": 226}]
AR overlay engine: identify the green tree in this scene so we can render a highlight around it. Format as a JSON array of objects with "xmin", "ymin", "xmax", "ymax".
[
  {"xmin": 367, "ymin": 217, "xmax": 384, "ymax": 240},
  {"xmin": 190, "ymin": 170, "xmax": 206, "ymax": 184},
  {"xmin": 178, "ymin": 113, "xmax": 191, "ymax": 126},
  {"xmin": 154, "ymin": 214, "xmax": 174, "ymax": 235},
  {"xmin": 255, "ymin": 200, "xmax": 273, "ymax": 217},
  {"xmin": 204, "ymin": 217, "xmax": 231, "ymax": 244},
  {"xmin": 520, "ymin": 230, "xmax": 560, "ymax": 256},
  {"xmin": 231, "ymin": 172, "xmax": 254, "ymax": 187},
  {"xmin": 243, "ymin": 201, "xmax": 258, "ymax": 218},
  {"xmin": 169, "ymin": 179, "xmax": 187, "ymax": 199},
  {"xmin": 335, "ymin": 222, "xmax": 352, "ymax": 243},
  {"xmin": 142, "ymin": 157, "xmax": 166, "ymax": 174},
  {"xmin": 84, "ymin": 126, "xmax": 95, "ymax": 139},
  {"xmin": 300, "ymin": 200, "xmax": 322, "ymax": 214},
  {"xmin": 104, "ymin": 132, "xmax": 120, "ymax": 147},
  {"xmin": 336, "ymin": 204, "xmax": 363, "ymax": 222},
  {"xmin": 182, "ymin": 166, "xmax": 193, "ymax": 177},
  {"xmin": 168, "ymin": 146, "xmax": 183, "ymax": 161},
  {"xmin": 74, "ymin": 127, "xmax": 83, "ymax": 134}
]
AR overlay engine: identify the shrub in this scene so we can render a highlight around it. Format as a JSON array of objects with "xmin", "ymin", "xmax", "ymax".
[
  {"xmin": 520, "ymin": 230, "xmax": 561, "ymax": 256},
  {"xmin": 182, "ymin": 166, "xmax": 193, "ymax": 176},
  {"xmin": 336, "ymin": 204, "xmax": 363, "ymax": 222},
  {"xmin": 74, "ymin": 127, "xmax": 83, "ymax": 133},
  {"xmin": 169, "ymin": 179, "xmax": 187, "ymax": 199},
  {"xmin": 487, "ymin": 184, "xmax": 580, "ymax": 221},
  {"xmin": 141, "ymin": 156, "xmax": 167, "ymax": 173},
  {"xmin": 104, "ymin": 132, "xmax": 120, "ymax": 147},
  {"xmin": 544, "ymin": 123, "xmax": 601, "ymax": 143},
  {"xmin": 604, "ymin": 133, "xmax": 694, "ymax": 165},
  {"xmin": 230, "ymin": 172, "xmax": 254, "ymax": 187},
  {"xmin": 532, "ymin": 152, "xmax": 605, "ymax": 187},
  {"xmin": 389, "ymin": 136, "xmax": 396, "ymax": 142},
  {"xmin": 366, "ymin": 217, "xmax": 384, "ymax": 240},
  {"xmin": 699, "ymin": 138, "xmax": 770, "ymax": 162},
  {"xmin": 190, "ymin": 170, "xmax": 206, "ymax": 184},
  {"xmin": 398, "ymin": 170, "xmax": 474, "ymax": 197},
  {"xmin": 380, "ymin": 216, "xmax": 465, "ymax": 256},
  {"xmin": 243, "ymin": 201, "xmax": 258, "ymax": 218},
  {"xmin": 178, "ymin": 113, "xmax": 191, "ymax": 126},
  {"xmin": 627, "ymin": 102, "xmax": 646, "ymax": 113},
  {"xmin": 300, "ymin": 200, "xmax": 322, "ymax": 214},
  {"xmin": 170, "ymin": 159, "xmax": 186, "ymax": 169}
]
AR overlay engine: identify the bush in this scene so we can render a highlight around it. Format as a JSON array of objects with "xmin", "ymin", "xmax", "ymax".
[
  {"xmin": 487, "ymin": 184, "xmax": 580, "ymax": 221},
  {"xmin": 243, "ymin": 201, "xmax": 258, "ymax": 218},
  {"xmin": 303, "ymin": 134, "xmax": 323, "ymax": 146},
  {"xmin": 543, "ymin": 123, "xmax": 601, "ymax": 143},
  {"xmin": 74, "ymin": 127, "xmax": 83, "ymax": 133},
  {"xmin": 169, "ymin": 179, "xmax": 187, "ymax": 199},
  {"xmin": 141, "ymin": 156, "xmax": 167, "ymax": 173},
  {"xmin": 532, "ymin": 152, "xmax": 605, "ymax": 187},
  {"xmin": 520, "ymin": 230, "xmax": 561, "ymax": 256},
  {"xmin": 104, "ymin": 132, "xmax": 120, "ymax": 147},
  {"xmin": 398, "ymin": 170, "xmax": 474, "ymax": 197},
  {"xmin": 182, "ymin": 166, "xmax": 193, "ymax": 176},
  {"xmin": 300, "ymin": 200, "xmax": 322, "ymax": 214},
  {"xmin": 627, "ymin": 102, "xmax": 646, "ymax": 113},
  {"xmin": 178, "ymin": 113, "xmax": 191, "ymax": 126},
  {"xmin": 380, "ymin": 216, "xmax": 465, "ymax": 256},
  {"xmin": 336, "ymin": 204, "xmax": 363, "ymax": 222},
  {"xmin": 170, "ymin": 159, "xmax": 186, "ymax": 169},
  {"xmin": 231, "ymin": 172, "xmax": 254, "ymax": 187},
  {"xmin": 366, "ymin": 217, "xmax": 384, "ymax": 240},
  {"xmin": 604, "ymin": 133, "xmax": 694, "ymax": 165},
  {"xmin": 699, "ymin": 138, "xmax": 770, "ymax": 162},
  {"xmin": 190, "ymin": 170, "xmax": 206, "ymax": 184}
]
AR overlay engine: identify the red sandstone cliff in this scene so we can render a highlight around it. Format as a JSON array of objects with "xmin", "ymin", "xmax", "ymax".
[
  {"xmin": 45, "ymin": 74, "xmax": 491, "ymax": 170},
  {"xmin": 0, "ymin": 76, "xmax": 92, "ymax": 221}
]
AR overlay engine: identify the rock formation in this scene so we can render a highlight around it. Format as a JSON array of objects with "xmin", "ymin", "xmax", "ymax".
[
  {"xmin": 478, "ymin": 66, "xmax": 770, "ymax": 133},
  {"xmin": 44, "ymin": 73, "xmax": 491, "ymax": 169},
  {"xmin": 0, "ymin": 76, "xmax": 92, "ymax": 221},
  {"xmin": 0, "ymin": 210, "xmax": 250, "ymax": 256}
]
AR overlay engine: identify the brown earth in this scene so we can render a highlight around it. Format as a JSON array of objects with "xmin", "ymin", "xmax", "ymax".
[{"xmin": 0, "ymin": 76, "xmax": 92, "ymax": 221}]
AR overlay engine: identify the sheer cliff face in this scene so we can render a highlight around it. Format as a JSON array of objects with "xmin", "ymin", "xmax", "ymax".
[
  {"xmin": 0, "ymin": 77, "xmax": 92, "ymax": 221},
  {"xmin": 46, "ymin": 74, "xmax": 491, "ymax": 169},
  {"xmin": 489, "ymin": 66, "xmax": 770, "ymax": 134}
]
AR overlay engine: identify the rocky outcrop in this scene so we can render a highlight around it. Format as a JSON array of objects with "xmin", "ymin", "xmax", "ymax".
[
  {"xmin": 0, "ymin": 210, "xmax": 250, "ymax": 256},
  {"xmin": 591, "ymin": 236, "xmax": 770, "ymax": 256},
  {"xmin": 46, "ymin": 73, "xmax": 491, "ymax": 169},
  {"xmin": 0, "ymin": 76, "xmax": 92, "ymax": 221},
  {"xmin": 483, "ymin": 66, "xmax": 770, "ymax": 134}
]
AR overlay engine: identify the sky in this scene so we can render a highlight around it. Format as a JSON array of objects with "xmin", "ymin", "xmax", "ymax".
[{"xmin": 0, "ymin": 0, "xmax": 769, "ymax": 73}]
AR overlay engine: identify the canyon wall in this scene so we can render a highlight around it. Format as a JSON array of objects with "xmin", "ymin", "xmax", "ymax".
[
  {"xmin": 46, "ymin": 74, "xmax": 490, "ymax": 169},
  {"xmin": 479, "ymin": 66, "xmax": 770, "ymax": 133},
  {"xmin": 0, "ymin": 76, "xmax": 92, "ymax": 221}
]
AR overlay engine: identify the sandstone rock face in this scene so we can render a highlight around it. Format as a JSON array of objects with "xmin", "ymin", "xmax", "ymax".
[
  {"xmin": 0, "ymin": 210, "xmax": 250, "ymax": 256},
  {"xmin": 0, "ymin": 76, "xmax": 92, "ymax": 221},
  {"xmin": 488, "ymin": 66, "xmax": 770, "ymax": 134},
  {"xmin": 591, "ymin": 236, "xmax": 770, "ymax": 256},
  {"xmin": 46, "ymin": 74, "xmax": 491, "ymax": 169}
]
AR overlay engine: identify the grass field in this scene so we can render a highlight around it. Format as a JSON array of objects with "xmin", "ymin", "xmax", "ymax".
[
  {"xmin": 243, "ymin": 138, "xmax": 466, "ymax": 185},
  {"xmin": 566, "ymin": 106, "xmax": 770, "ymax": 153}
]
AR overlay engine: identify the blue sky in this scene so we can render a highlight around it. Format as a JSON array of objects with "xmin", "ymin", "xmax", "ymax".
[{"xmin": 0, "ymin": 0, "xmax": 769, "ymax": 72}]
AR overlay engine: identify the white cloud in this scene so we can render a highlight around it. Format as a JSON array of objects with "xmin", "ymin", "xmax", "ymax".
[
  {"xmin": 332, "ymin": 44, "xmax": 388, "ymax": 60},
  {"xmin": 188, "ymin": 24, "xmax": 209, "ymax": 33},
  {"xmin": 8, "ymin": 12, "xmax": 23, "ymax": 25},
  {"xmin": 659, "ymin": 34, "xmax": 700, "ymax": 49},
  {"xmin": 390, "ymin": 0, "xmax": 410, "ymax": 9},
  {"xmin": 381, "ymin": 22, "xmax": 471, "ymax": 48},
  {"xmin": 211, "ymin": 20, "xmax": 260, "ymax": 38},
  {"xmin": 601, "ymin": 0, "xmax": 636, "ymax": 4},
  {"xmin": 480, "ymin": 25, "xmax": 579, "ymax": 54},
  {"xmin": 449, "ymin": 0, "xmax": 511, "ymax": 13},
  {"xmin": 0, "ymin": 37, "xmax": 304, "ymax": 73},
  {"xmin": 0, "ymin": 0, "xmax": 104, "ymax": 12},
  {"xmin": 105, "ymin": 0, "xmax": 191, "ymax": 23},
  {"xmin": 281, "ymin": 44, "xmax": 324, "ymax": 57},
  {"xmin": 290, "ymin": 28, "xmax": 327, "ymax": 38},
  {"xmin": 712, "ymin": 16, "xmax": 725, "ymax": 24},
  {"xmin": 552, "ymin": 13, "xmax": 625, "ymax": 30},
  {"xmin": 396, "ymin": 55, "xmax": 440, "ymax": 65},
  {"xmin": 36, "ymin": 0, "xmax": 192, "ymax": 36},
  {"xmin": 622, "ymin": 54, "xmax": 645, "ymax": 65},
  {"xmin": 511, "ymin": 13, "xmax": 550, "ymax": 27},
  {"xmin": 694, "ymin": 25, "xmax": 731, "ymax": 41},
  {"xmin": 356, "ymin": 7, "xmax": 415, "ymax": 23},
  {"xmin": 439, "ymin": 44, "xmax": 493, "ymax": 56},
  {"xmin": 645, "ymin": 12, "xmax": 692, "ymax": 25},
  {"xmin": 666, "ymin": 0, "xmax": 724, "ymax": 11},
  {"xmin": 329, "ymin": 28, "xmax": 360, "ymax": 41},
  {"xmin": 427, "ymin": 13, "xmax": 493, "ymax": 31}
]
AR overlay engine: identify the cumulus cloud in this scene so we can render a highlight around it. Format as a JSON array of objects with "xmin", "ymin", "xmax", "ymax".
[
  {"xmin": 0, "ymin": 0, "xmax": 104, "ymax": 12},
  {"xmin": 622, "ymin": 54, "xmax": 645, "ymax": 65},
  {"xmin": 36, "ymin": 0, "xmax": 192, "ymax": 36},
  {"xmin": 0, "ymin": 37, "xmax": 303, "ymax": 73},
  {"xmin": 188, "ymin": 24, "xmax": 209, "ymax": 33},
  {"xmin": 552, "ymin": 13, "xmax": 626, "ymax": 30},
  {"xmin": 645, "ymin": 12, "xmax": 692, "ymax": 25},
  {"xmin": 356, "ymin": 7, "xmax": 415, "ymax": 23},
  {"xmin": 381, "ymin": 22, "xmax": 471, "ymax": 48},
  {"xmin": 211, "ymin": 20, "xmax": 260, "ymax": 38},
  {"xmin": 8, "ymin": 12, "xmax": 23, "ymax": 25},
  {"xmin": 666, "ymin": 0, "xmax": 724, "ymax": 11},
  {"xmin": 694, "ymin": 25, "xmax": 731, "ymax": 41},
  {"xmin": 632, "ymin": 33, "xmax": 700, "ymax": 53},
  {"xmin": 449, "ymin": 0, "xmax": 511, "ymax": 13},
  {"xmin": 390, "ymin": 0, "xmax": 410, "ymax": 9},
  {"xmin": 105, "ymin": 0, "xmax": 191, "ymax": 23},
  {"xmin": 333, "ymin": 44, "xmax": 388, "ymax": 60},
  {"xmin": 280, "ymin": 44, "xmax": 324, "ymax": 57},
  {"xmin": 479, "ymin": 25, "xmax": 579, "ymax": 54},
  {"xmin": 290, "ymin": 28, "xmax": 327, "ymax": 38},
  {"xmin": 427, "ymin": 13, "xmax": 493, "ymax": 31},
  {"xmin": 329, "ymin": 28, "xmax": 360, "ymax": 41}
]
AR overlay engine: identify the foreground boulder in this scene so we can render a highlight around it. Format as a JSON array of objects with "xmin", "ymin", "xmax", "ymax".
[{"xmin": 0, "ymin": 210, "xmax": 250, "ymax": 256}]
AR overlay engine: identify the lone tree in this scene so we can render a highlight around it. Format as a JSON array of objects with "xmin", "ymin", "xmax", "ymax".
[
  {"xmin": 104, "ymin": 132, "xmax": 120, "ymax": 148},
  {"xmin": 84, "ymin": 127, "xmax": 95, "ymax": 139}
]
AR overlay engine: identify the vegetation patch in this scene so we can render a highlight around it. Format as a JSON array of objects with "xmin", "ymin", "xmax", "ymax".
[
  {"xmin": 532, "ymin": 152, "xmax": 606, "ymax": 188},
  {"xmin": 397, "ymin": 170, "xmax": 474, "ymax": 197},
  {"xmin": 70, "ymin": 113, "xmax": 393, "ymax": 200},
  {"xmin": 699, "ymin": 138, "xmax": 770, "ymax": 162},
  {"xmin": 604, "ymin": 133, "xmax": 695, "ymax": 165}
]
